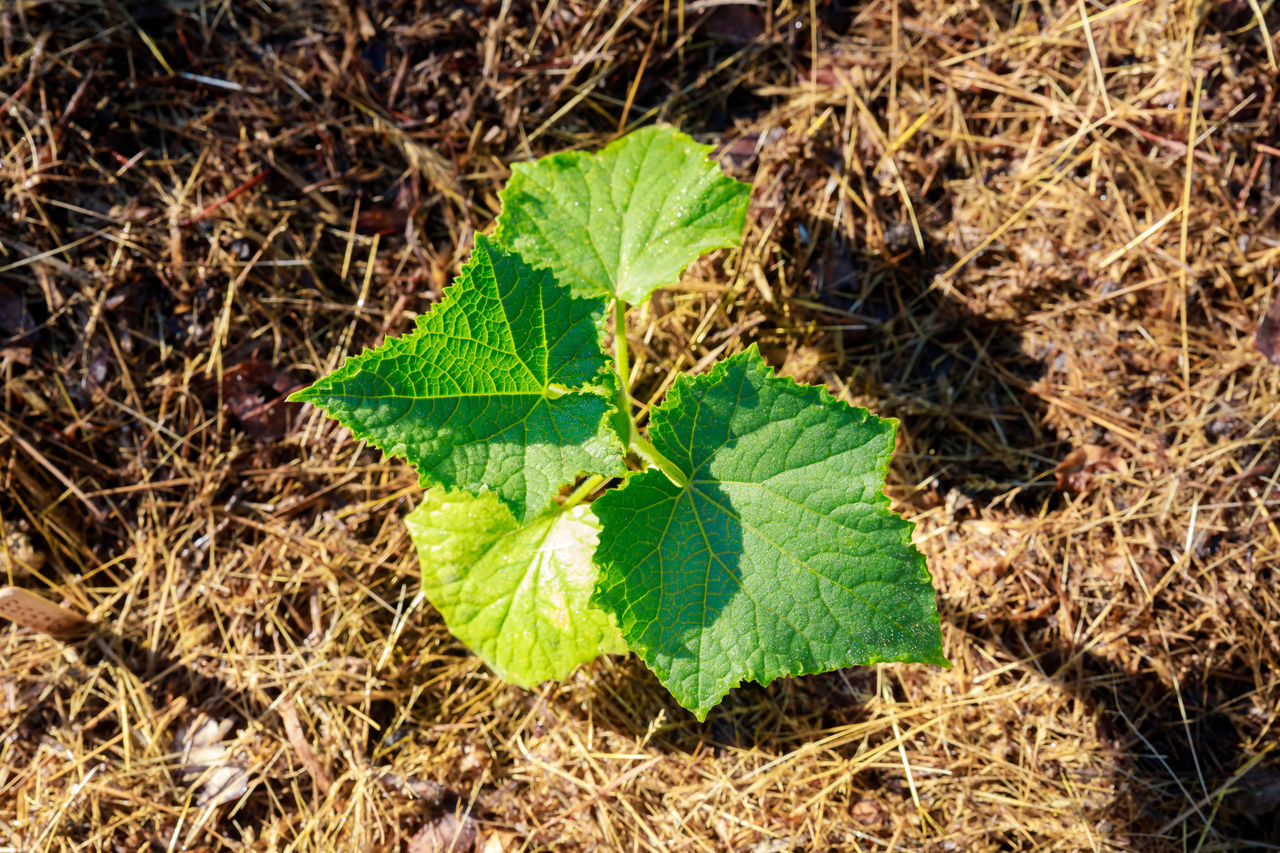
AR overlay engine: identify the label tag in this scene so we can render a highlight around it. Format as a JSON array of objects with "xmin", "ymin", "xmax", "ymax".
[{"xmin": 0, "ymin": 587, "xmax": 87, "ymax": 636}]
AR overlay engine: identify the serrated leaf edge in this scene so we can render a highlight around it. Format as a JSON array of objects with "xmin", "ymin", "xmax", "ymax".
[
  {"xmin": 595, "ymin": 344, "xmax": 949, "ymax": 719},
  {"xmin": 493, "ymin": 124, "xmax": 750, "ymax": 303},
  {"xmin": 288, "ymin": 236, "xmax": 627, "ymax": 517}
]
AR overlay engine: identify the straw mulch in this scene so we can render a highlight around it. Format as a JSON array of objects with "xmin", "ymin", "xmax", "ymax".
[{"xmin": 2, "ymin": 1, "xmax": 1279, "ymax": 850}]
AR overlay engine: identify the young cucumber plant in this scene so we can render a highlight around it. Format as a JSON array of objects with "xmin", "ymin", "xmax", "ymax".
[{"xmin": 292, "ymin": 126, "xmax": 947, "ymax": 719}]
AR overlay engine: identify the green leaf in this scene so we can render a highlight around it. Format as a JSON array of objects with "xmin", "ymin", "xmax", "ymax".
[
  {"xmin": 290, "ymin": 235, "xmax": 625, "ymax": 523},
  {"xmin": 494, "ymin": 124, "xmax": 750, "ymax": 305},
  {"xmin": 592, "ymin": 347, "xmax": 948, "ymax": 719},
  {"xmin": 406, "ymin": 487, "xmax": 626, "ymax": 688}
]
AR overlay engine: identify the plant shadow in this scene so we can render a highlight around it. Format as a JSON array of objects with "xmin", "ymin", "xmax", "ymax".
[
  {"xmin": 586, "ymin": 229, "xmax": 1064, "ymax": 748},
  {"xmin": 950, "ymin": 613, "xmax": 1280, "ymax": 847},
  {"xmin": 586, "ymin": 232, "xmax": 1279, "ymax": 845},
  {"xmin": 814, "ymin": 232, "xmax": 1063, "ymax": 515}
]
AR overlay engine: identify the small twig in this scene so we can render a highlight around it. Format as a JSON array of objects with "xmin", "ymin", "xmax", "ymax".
[
  {"xmin": 543, "ymin": 756, "xmax": 663, "ymax": 826},
  {"xmin": 280, "ymin": 696, "xmax": 334, "ymax": 795},
  {"xmin": 0, "ymin": 78, "xmax": 33, "ymax": 119},
  {"xmin": 0, "ymin": 419, "xmax": 105, "ymax": 522},
  {"xmin": 178, "ymin": 168, "xmax": 271, "ymax": 227}
]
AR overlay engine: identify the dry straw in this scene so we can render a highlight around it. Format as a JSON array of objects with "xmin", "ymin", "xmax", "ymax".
[{"xmin": 1, "ymin": 0, "xmax": 1278, "ymax": 849}]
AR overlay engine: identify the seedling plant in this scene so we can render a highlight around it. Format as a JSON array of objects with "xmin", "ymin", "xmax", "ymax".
[{"xmin": 292, "ymin": 126, "xmax": 947, "ymax": 719}]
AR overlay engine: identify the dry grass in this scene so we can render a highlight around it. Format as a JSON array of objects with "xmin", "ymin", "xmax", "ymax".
[{"xmin": 2, "ymin": 0, "xmax": 1279, "ymax": 849}]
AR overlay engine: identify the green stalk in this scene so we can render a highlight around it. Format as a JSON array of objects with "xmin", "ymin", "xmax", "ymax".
[
  {"xmin": 610, "ymin": 299, "xmax": 634, "ymax": 450},
  {"xmin": 561, "ymin": 474, "xmax": 606, "ymax": 512},
  {"xmin": 612, "ymin": 298, "xmax": 688, "ymax": 489},
  {"xmin": 614, "ymin": 299, "xmax": 630, "ymax": 396},
  {"xmin": 631, "ymin": 431, "xmax": 689, "ymax": 488}
]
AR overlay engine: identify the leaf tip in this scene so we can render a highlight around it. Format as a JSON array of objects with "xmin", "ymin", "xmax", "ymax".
[
  {"xmin": 471, "ymin": 230, "xmax": 497, "ymax": 255},
  {"xmin": 287, "ymin": 377, "xmax": 332, "ymax": 407}
]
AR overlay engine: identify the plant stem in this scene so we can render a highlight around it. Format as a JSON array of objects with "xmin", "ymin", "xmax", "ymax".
[
  {"xmin": 613, "ymin": 298, "xmax": 688, "ymax": 489},
  {"xmin": 561, "ymin": 474, "xmax": 606, "ymax": 512},
  {"xmin": 632, "ymin": 431, "xmax": 689, "ymax": 488},
  {"xmin": 611, "ymin": 299, "xmax": 634, "ymax": 450},
  {"xmin": 614, "ymin": 299, "xmax": 630, "ymax": 395}
]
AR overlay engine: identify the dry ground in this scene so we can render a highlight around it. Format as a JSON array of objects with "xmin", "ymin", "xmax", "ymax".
[{"xmin": 3, "ymin": 0, "xmax": 1280, "ymax": 850}]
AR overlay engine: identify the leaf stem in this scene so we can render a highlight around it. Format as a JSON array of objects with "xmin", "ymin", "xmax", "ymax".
[
  {"xmin": 611, "ymin": 299, "xmax": 634, "ymax": 450},
  {"xmin": 613, "ymin": 298, "xmax": 688, "ymax": 489},
  {"xmin": 561, "ymin": 474, "xmax": 606, "ymax": 512},
  {"xmin": 631, "ymin": 432, "xmax": 689, "ymax": 488},
  {"xmin": 613, "ymin": 299, "xmax": 630, "ymax": 396}
]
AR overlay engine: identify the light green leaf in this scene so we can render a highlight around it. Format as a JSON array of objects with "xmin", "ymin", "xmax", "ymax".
[
  {"xmin": 290, "ymin": 235, "xmax": 624, "ymax": 523},
  {"xmin": 407, "ymin": 488, "xmax": 626, "ymax": 688},
  {"xmin": 494, "ymin": 124, "xmax": 750, "ymax": 305},
  {"xmin": 592, "ymin": 346, "xmax": 948, "ymax": 719}
]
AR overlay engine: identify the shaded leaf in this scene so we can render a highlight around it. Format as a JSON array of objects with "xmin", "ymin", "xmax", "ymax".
[
  {"xmin": 703, "ymin": 4, "xmax": 766, "ymax": 45},
  {"xmin": 407, "ymin": 810, "xmax": 478, "ymax": 853},
  {"xmin": 223, "ymin": 359, "xmax": 301, "ymax": 441},
  {"xmin": 593, "ymin": 347, "xmax": 947, "ymax": 718}
]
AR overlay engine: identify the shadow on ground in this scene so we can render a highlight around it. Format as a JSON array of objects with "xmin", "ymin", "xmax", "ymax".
[{"xmin": 584, "ymin": 234, "xmax": 1280, "ymax": 847}]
